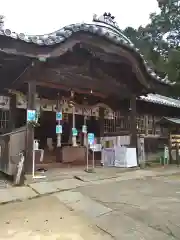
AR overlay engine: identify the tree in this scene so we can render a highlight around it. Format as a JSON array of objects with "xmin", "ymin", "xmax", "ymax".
[
  {"xmin": 143, "ymin": 0, "xmax": 180, "ymax": 49},
  {"xmin": 123, "ymin": 0, "xmax": 180, "ymax": 85},
  {"xmin": 123, "ymin": 26, "xmax": 167, "ymax": 78},
  {"xmin": 157, "ymin": 0, "xmax": 180, "ymax": 48},
  {"xmin": 145, "ymin": 0, "xmax": 180, "ymax": 82}
]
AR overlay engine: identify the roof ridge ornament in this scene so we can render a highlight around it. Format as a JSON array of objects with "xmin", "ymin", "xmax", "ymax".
[
  {"xmin": 0, "ymin": 15, "xmax": 4, "ymax": 30},
  {"xmin": 93, "ymin": 12, "xmax": 118, "ymax": 28},
  {"xmin": 93, "ymin": 13, "xmax": 133, "ymax": 45}
]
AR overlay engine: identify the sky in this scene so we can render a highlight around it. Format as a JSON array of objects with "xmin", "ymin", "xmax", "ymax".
[{"xmin": 0, "ymin": 0, "xmax": 159, "ymax": 35}]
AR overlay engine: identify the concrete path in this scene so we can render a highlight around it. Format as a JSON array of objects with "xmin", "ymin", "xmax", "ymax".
[
  {"xmin": 29, "ymin": 178, "xmax": 89, "ymax": 195},
  {"xmin": 0, "ymin": 195, "xmax": 112, "ymax": 239},
  {"xmin": 0, "ymin": 186, "xmax": 37, "ymax": 204},
  {"xmin": 73, "ymin": 166, "xmax": 180, "ymax": 182},
  {"xmin": 75, "ymin": 175, "xmax": 180, "ymax": 239},
  {"xmin": 54, "ymin": 191, "xmax": 112, "ymax": 218},
  {"xmin": 1, "ymin": 167, "xmax": 180, "ymax": 239},
  {"xmin": 1, "ymin": 167, "xmax": 180, "ymax": 205},
  {"xmin": 0, "ymin": 178, "xmax": 90, "ymax": 204}
]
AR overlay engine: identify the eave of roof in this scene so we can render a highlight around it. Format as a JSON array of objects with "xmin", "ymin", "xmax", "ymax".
[
  {"xmin": 139, "ymin": 94, "xmax": 180, "ymax": 108},
  {"xmin": 0, "ymin": 13, "xmax": 175, "ymax": 87},
  {"xmin": 158, "ymin": 117, "xmax": 180, "ymax": 126}
]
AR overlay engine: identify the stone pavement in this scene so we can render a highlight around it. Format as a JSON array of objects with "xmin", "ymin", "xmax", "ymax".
[
  {"xmin": 73, "ymin": 175, "xmax": 180, "ymax": 239},
  {"xmin": 0, "ymin": 186, "xmax": 37, "ymax": 204},
  {"xmin": 29, "ymin": 178, "xmax": 90, "ymax": 195},
  {"xmin": 0, "ymin": 195, "xmax": 112, "ymax": 239},
  {"xmin": 1, "ymin": 167, "xmax": 180, "ymax": 239},
  {"xmin": 0, "ymin": 172, "xmax": 12, "ymax": 189},
  {"xmin": 54, "ymin": 191, "xmax": 112, "ymax": 218},
  {"xmin": 24, "ymin": 166, "xmax": 139, "ymax": 184},
  {"xmin": 0, "ymin": 166, "xmax": 180, "ymax": 205}
]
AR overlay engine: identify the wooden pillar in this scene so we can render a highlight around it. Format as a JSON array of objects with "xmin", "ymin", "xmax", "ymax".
[
  {"xmin": 8, "ymin": 94, "xmax": 16, "ymax": 131},
  {"xmin": 168, "ymin": 129, "xmax": 172, "ymax": 164},
  {"xmin": 99, "ymin": 107, "xmax": 105, "ymax": 140},
  {"xmin": 56, "ymin": 96, "xmax": 62, "ymax": 148},
  {"xmin": 176, "ymin": 142, "xmax": 179, "ymax": 165},
  {"xmin": 83, "ymin": 113, "xmax": 87, "ymax": 146},
  {"xmin": 99, "ymin": 107, "xmax": 105, "ymax": 165},
  {"xmin": 70, "ymin": 91, "xmax": 77, "ymax": 147},
  {"xmin": 72, "ymin": 105, "xmax": 77, "ymax": 146},
  {"xmin": 145, "ymin": 115, "xmax": 149, "ymax": 136},
  {"xmin": 130, "ymin": 94, "xmax": 137, "ymax": 148},
  {"xmin": 56, "ymin": 95, "xmax": 62, "ymax": 162},
  {"xmin": 152, "ymin": 116, "xmax": 155, "ymax": 135},
  {"xmin": 25, "ymin": 81, "xmax": 36, "ymax": 173}
]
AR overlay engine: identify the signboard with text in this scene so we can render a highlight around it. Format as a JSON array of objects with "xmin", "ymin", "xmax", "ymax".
[
  {"xmin": 170, "ymin": 134, "xmax": 180, "ymax": 148},
  {"xmin": 56, "ymin": 112, "xmax": 62, "ymax": 121},
  {"xmin": 88, "ymin": 133, "xmax": 95, "ymax": 145},
  {"xmin": 27, "ymin": 110, "xmax": 36, "ymax": 122},
  {"xmin": 82, "ymin": 125, "xmax": 87, "ymax": 133},
  {"xmin": 56, "ymin": 125, "xmax": 62, "ymax": 134},
  {"xmin": 72, "ymin": 128, "xmax": 78, "ymax": 136}
]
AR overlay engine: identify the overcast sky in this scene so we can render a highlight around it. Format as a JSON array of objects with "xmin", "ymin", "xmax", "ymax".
[{"xmin": 1, "ymin": 0, "xmax": 159, "ymax": 35}]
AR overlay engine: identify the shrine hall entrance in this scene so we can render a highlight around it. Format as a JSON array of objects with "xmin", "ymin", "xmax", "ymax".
[{"xmin": 34, "ymin": 110, "xmax": 101, "ymax": 167}]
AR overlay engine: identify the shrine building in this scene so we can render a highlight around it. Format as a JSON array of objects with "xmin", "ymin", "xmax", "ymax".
[{"xmin": 0, "ymin": 13, "xmax": 178, "ymax": 174}]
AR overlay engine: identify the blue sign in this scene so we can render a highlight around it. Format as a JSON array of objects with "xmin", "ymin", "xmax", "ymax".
[
  {"xmin": 82, "ymin": 125, "xmax": 87, "ymax": 133},
  {"xmin": 72, "ymin": 128, "xmax": 78, "ymax": 136},
  {"xmin": 56, "ymin": 112, "xmax": 62, "ymax": 121},
  {"xmin": 88, "ymin": 133, "xmax": 95, "ymax": 145},
  {"xmin": 27, "ymin": 110, "xmax": 36, "ymax": 122},
  {"xmin": 56, "ymin": 125, "xmax": 62, "ymax": 134}
]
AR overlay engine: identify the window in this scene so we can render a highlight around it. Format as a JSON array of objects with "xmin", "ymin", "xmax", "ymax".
[
  {"xmin": 0, "ymin": 110, "xmax": 9, "ymax": 129},
  {"xmin": 104, "ymin": 111, "xmax": 130, "ymax": 133}
]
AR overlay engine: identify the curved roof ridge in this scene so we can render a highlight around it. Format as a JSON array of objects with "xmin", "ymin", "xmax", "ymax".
[{"xmin": 0, "ymin": 13, "xmax": 175, "ymax": 86}]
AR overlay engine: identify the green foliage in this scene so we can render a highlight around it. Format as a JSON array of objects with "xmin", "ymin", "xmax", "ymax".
[
  {"xmin": 157, "ymin": 0, "xmax": 180, "ymax": 48},
  {"xmin": 123, "ymin": 0, "xmax": 180, "ymax": 85}
]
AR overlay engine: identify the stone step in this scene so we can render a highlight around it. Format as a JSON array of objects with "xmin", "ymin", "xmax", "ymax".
[
  {"xmin": 0, "ymin": 186, "xmax": 37, "ymax": 204},
  {"xmin": 54, "ymin": 191, "xmax": 112, "ymax": 218},
  {"xmin": 28, "ymin": 178, "xmax": 89, "ymax": 195}
]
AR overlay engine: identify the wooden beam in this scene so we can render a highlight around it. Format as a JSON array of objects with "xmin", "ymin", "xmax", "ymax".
[
  {"xmin": 130, "ymin": 94, "xmax": 137, "ymax": 148},
  {"xmin": 35, "ymin": 67, "xmax": 130, "ymax": 97},
  {"xmin": 8, "ymin": 94, "xmax": 16, "ymax": 130},
  {"xmin": 35, "ymin": 81, "xmax": 106, "ymax": 98},
  {"xmin": 25, "ymin": 81, "xmax": 36, "ymax": 173},
  {"xmin": 11, "ymin": 60, "xmax": 44, "ymax": 87},
  {"xmin": 99, "ymin": 107, "xmax": 105, "ymax": 138},
  {"xmin": 51, "ymin": 64, "xmax": 125, "ymax": 88}
]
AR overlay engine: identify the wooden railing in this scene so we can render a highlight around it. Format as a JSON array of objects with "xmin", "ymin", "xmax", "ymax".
[
  {"xmin": 136, "ymin": 115, "xmax": 168, "ymax": 136},
  {"xmin": 104, "ymin": 111, "xmax": 130, "ymax": 134},
  {"xmin": 104, "ymin": 112, "xmax": 168, "ymax": 137}
]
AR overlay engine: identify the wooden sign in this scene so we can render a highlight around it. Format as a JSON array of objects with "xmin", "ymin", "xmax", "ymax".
[{"xmin": 170, "ymin": 135, "xmax": 180, "ymax": 148}]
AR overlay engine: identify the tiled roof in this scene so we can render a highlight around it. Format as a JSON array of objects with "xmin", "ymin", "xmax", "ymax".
[
  {"xmin": 158, "ymin": 117, "xmax": 180, "ymax": 125},
  {"xmin": 139, "ymin": 94, "xmax": 180, "ymax": 108},
  {"xmin": 0, "ymin": 13, "xmax": 175, "ymax": 86}
]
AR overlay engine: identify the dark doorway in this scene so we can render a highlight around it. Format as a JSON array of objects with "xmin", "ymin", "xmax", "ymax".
[{"xmin": 36, "ymin": 111, "xmax": 56, "ymax": 149}]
